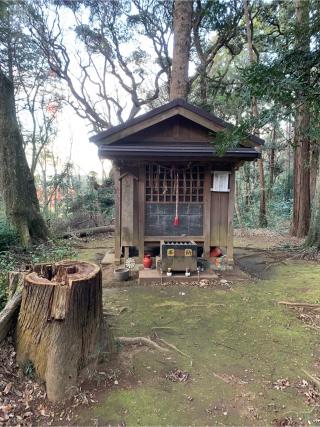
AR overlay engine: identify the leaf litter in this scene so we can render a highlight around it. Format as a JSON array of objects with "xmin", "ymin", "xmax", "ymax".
[{"xmin": 0, "ymin": 337, "xmax": 115, "ymax": 426}]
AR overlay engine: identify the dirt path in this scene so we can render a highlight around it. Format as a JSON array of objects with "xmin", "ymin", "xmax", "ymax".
[{"xmin": 73, "ymin": 235, "xmax": 320, "ymax": 426}]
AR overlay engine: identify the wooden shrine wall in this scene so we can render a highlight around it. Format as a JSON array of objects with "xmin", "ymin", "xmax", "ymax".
[
  {"xmin": 120, "ymin": 172, "xmax": 139, "ymax": 246},
  {"xmin": 117, "ymin": 163, "xmax": 234, "ymax": 252},
  {"xmin": 209, "ymin": 192, "xmax": 229, "ymax": 246}
]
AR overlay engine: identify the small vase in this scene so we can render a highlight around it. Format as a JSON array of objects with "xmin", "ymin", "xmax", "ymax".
[{"xmin": 143, "ymin": 254, "xmax": 152, "ymax": 269}]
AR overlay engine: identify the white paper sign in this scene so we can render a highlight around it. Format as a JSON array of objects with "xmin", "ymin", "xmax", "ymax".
[{"xmin": 212, "ymin": 172, "xmax": 230, "ymax": 192}]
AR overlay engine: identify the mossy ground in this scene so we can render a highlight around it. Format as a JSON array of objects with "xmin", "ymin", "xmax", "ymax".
[
  {"xmin": 75, "ymin": 236, "xmax": 113, "ymax": 264},
  {"xmin": 74, "ymin": 258, "xmax": 320, "ymax": 425}
]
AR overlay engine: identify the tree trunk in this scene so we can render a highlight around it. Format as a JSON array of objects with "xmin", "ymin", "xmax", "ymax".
[
  {"xmin": 243, "ymin": 163, "xmax": 251, "ymax": 207},
  {"xmin": 244, "ymin": 0, "xmax": 268, "ymax": 227},
  {"xmin": 305, "ymin": 167, "xmax": 320, "ymax": 249},
  {"xmin": 61, "ymin": 224, "xmax": 115, "ymax": 239},
  {"xmin": 292, "ymin": 103, "xmax": 311, "ymax": 237},
  {"xmin": 234, "ymin": 180, "xmax": 243, "ymax": 228},
  {"xmin": 16, "ymin": 260, "xmax": 113, "ymax": 402},
  {"xmin": 0, "ymin": 71, "xmax": 48, "ymax": 247},
  {"xmin": 269, "ymin": 147, "xmax": 275, "ymax": 198},
  {"xmin": 291, "ymin": 0, "xmax": 310, "ymax": 237},
  {"xmin": 268, "ymin": 127, "xmax": 276, "ymax": 198},
  {"xmin": 41, "ymin": 158, "xmax": 49, "ymax": 217},
  {"xmin": 286, "ymin": 123, "xmax": 293, "ymax": 200},
  {"xmin": 258, "ymin": 157, "xmax": 268, "ymax": 227},
  {"xmin": 169, "ymin": 0, "xmax": 193, "ymax": 100},
  {"xmin": 310, "ymin": 143, "xmax": 319, "ymax": 201}
]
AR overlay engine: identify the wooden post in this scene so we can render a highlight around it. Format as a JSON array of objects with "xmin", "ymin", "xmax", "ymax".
[
  {"xmin": 124, "ymin": 246, "xmax": 129, "ymax": 260},
  {"xmin": 138, "ymin": 163, "xmax": 145, "ymax": 263},
  {"xmin": 203, "ymin": 167, "xmax": 211, "ymax": 258},
  {"xmin": 226, "ymin": 168, "xmax": 236, "ymax": 264},
  {"xmin": 114, "ymin": 166, "xmax": 121, "ymax": 265},
  {"xmin": 16, "ymin": 260, "xmax": 113, "ymax": 402}
]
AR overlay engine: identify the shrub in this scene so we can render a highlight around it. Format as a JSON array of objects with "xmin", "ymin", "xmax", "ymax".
[
  {"xmin": 0, "ymin": 240, "xmax": 77, "ymax": 311},
  {"xmin": 0, "ymin": 214, "xmax": 18, "ymax": 251}
]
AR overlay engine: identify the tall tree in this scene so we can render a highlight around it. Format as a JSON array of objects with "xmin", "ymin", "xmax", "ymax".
[
  {"xmin": 0, "ymin": 3, "xmax": 48, "ymax": 246},
  {"xmin": 0, "ymin": 71, "xmax": 48, "ymax": 246},
  {"xmin": 305, "ymin": 166, "xmax": 320, "ymax": 249},
  {"xmin": 169, "ymin": 0, "xmax": 193, "ymax": 100},
  {"xmin": 291, "ymin": 0, "xmax": 311, "ymax": 237},
  {"xmin": 243, "ymin": 0, "xmax": 267, "ymax": 227}
]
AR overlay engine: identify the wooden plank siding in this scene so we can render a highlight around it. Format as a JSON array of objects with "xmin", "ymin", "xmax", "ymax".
[
  {"xmin": 203, "ymin": 168, "xmax": 211, "ymax": 257},
  {"xmin": 93, "ymin": 104, "xmax": 227, "ymax": 145},
  {"xmin": 122, "ymin": 116, "xmax": 216, "ymax": 144},
  {"xmin": 226, "ymin": 169, "xmax": 235, "ymax": 263},
  {"xmin": 210, "ymin": 191, "xmax": 229, "ymax": 247},
  {"xmin": 120, "ymin": 169, "xmax": 139, "ymax": 248}
]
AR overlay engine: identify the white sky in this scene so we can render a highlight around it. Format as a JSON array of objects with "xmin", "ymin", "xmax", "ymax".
[
  {"xmin": 54, "ymin": 105, "xmax": 112, "ymax": 178},
  {"xmin": 45, "ymin": 4, "xmax": 168, "ymax": 180}
]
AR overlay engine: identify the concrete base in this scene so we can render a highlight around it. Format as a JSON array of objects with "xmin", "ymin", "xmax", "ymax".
[{"xmin": 139, "ymin": 269, "xmax": 218, "ymax": 285}]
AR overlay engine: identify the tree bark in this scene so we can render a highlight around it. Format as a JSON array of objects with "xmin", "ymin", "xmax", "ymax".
[
  {"xmin": 244, "ymin": 0, "xmax": 268, "ymax": 227},
  {"xmin": 169, "ymin": 0, "xmax": 193, "ymax": 100},
  {"xmin": 269, "ymin": 147, "xmax": 275, "ymax": 197},
  {"xmin": 305, "ymin": 167, "xmax": 320, "ymax": 249},
  {"xmin": 16, "ymin": 260, "xmax": 113, "ymax": 402},
  {"xmin": 243, "ymin": 164, "xmax": 251, "ymax": 207},
  {"xmin": 291, "ymin": 0, "xmax": 311, "ymax": 237},
  {"xmin": 0, "ymin": 70, "xmax": 48, "ymax": 247},
  {"xmin": 234, "ymin": 180, "xmax": 243, "ymax": 228},
  {"xmin": 268, "ymin": 127, "xmax": 276, "ymax": 198},
  {"xmin": 310, "ymin": 143, "xmax": 319, "ymax": 201}
]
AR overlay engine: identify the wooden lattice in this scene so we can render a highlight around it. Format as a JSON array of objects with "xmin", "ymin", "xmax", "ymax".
[{"xmin": 145, "ymin": 164, "xmax": 204, "ymax": 203}]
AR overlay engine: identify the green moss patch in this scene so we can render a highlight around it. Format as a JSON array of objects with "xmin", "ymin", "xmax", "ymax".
[{"xmin": 77, "ymin": 261, "xmax": 320, "ymax": 425}]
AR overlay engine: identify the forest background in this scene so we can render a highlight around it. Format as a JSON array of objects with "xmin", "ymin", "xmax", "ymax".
[{"xmin": 0, "ymin": 0, "xmax": 319, "ymax": 307}]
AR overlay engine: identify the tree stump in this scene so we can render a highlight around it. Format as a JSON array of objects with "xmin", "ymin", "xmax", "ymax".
[{"xmin": 16, "ymin": 260, "xmax": 113, "ymax": 402}]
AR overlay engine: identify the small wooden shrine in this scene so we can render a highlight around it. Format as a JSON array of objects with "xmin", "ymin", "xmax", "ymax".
[{"xmin": 90, "ymin": 99, "xmax": 264, "ymax": 267}]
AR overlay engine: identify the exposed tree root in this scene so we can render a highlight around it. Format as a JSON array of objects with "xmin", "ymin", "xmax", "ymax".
[
  {"xmin": 117, "ymin": 336, "xmax": 169, "ymax": 353},
  {"xmin": 158, "ymin": 338, "xmax": 189, "ymax": 358},
  {"xmin": 278, "ymin": 301, "xmax": 320, "ymax": 309},
  {"xmin": 289, "ymin": 246, "xmax": 320, "ymax": 261},
  {"xmin": 117, "ymin": 335, "xmax": 190, "ymax": 358},
  {"xmin": 188, "ymin": 303, "xmax": 225, "ymax": 308}
]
